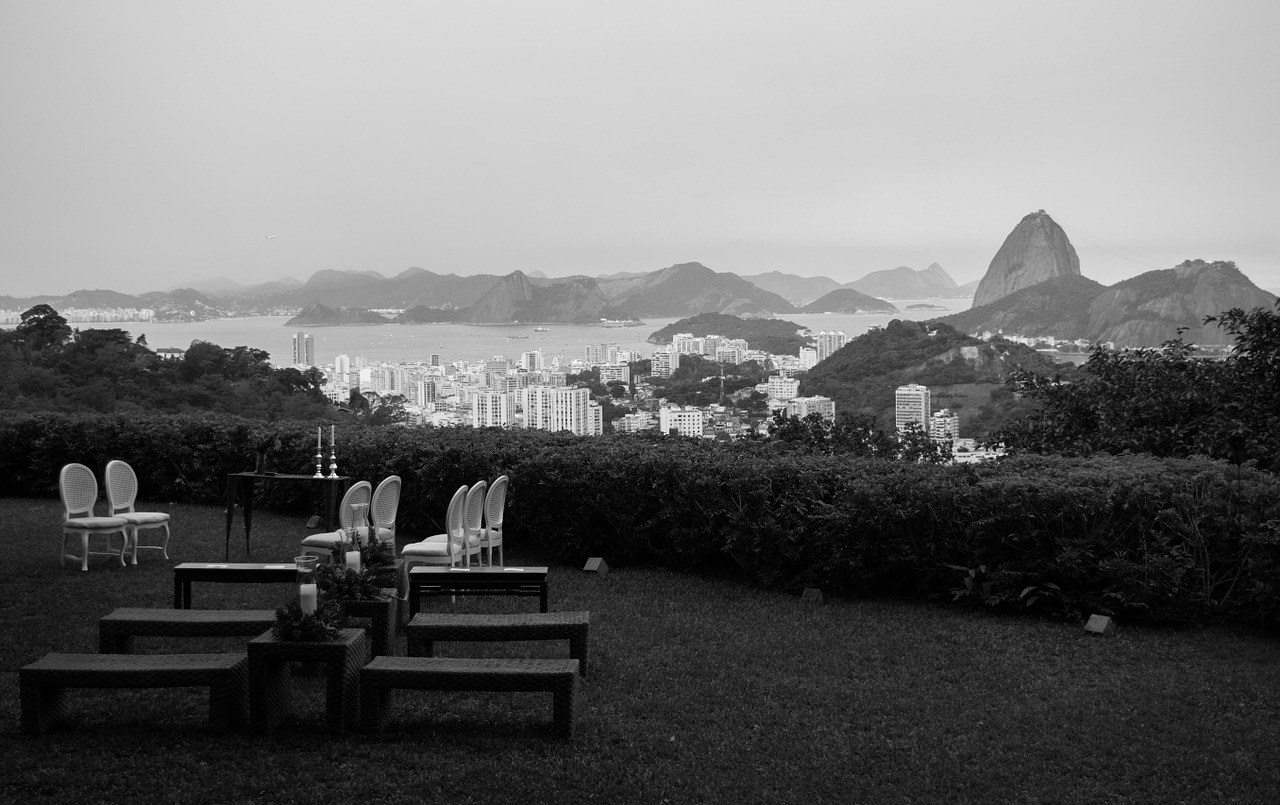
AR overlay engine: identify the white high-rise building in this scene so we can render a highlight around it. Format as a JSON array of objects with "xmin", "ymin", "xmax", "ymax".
[
  {"xmin": 814, "ymin": 331, "xmax": 848, "ymax": 363},
  {"xmin": 659, "ymin": 406, "xmax": 705, "ymax": 438},
  {"xmin": 473, "ymin": 391, "xmax": 517, "ymax": 427},
  {"xmin": 651, "ymin": 347, "xmax": 680, "ymax": 378},
  {"xmin": 292, "ymin": 331, "xmax": 315, "ymax": 367},
  {"xmin": 799, "ymin": 347, "xmax": 818, "ymax": 370},
  {"xmin": 895, "ymin": 383, "xmax": 931, "ymax": 433},
  {"xmin": 786, "ymin": 396, "xmax": 836, "ymax": 421},
  {"xmin": 521, "ymin": 386, "xmax": 602, "ymax": 436},
  {"xmin": 929, "ymin": 409, "xmax": 960, "ymax": 440},
  {"xmin": 766, "ymin": 376, "xmax": 801, "ymax": 401}
]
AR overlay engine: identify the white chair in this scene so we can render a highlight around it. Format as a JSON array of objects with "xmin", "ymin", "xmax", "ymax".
[
  {"xmin": 366, "ymin": 475, "xmax": 401, "ymax": 547},
  {"xmin": 400, "ymin": 485, "xmax": 468, "ymax": 576},
  {"xmin": 59, "ymin": 463, "xmax": 130, "ymax": 572},
  {"xmin": 104, "ymin": 460, "xmax": 172, "ymax": 564},
  {"xmin": 453, "ymin": 480, "xmax": 487, "ymax": 568},
  {"xmin": 480, "ymin": 475, "xmax": 508, "ymax": 567},
  {"xmin": 299, "ymin": 481, "xmax": 372, "ymax": 559}
]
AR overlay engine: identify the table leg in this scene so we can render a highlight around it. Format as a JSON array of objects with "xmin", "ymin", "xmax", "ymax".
[
  {"xmin": 174, "ymin": 577, "xmax": 182, "ymax": 609},
  {"xmin": 541, "ymin": 583, "xmax": 548, "ymax": 613},
  {"xmin": 242, "ymin": 477, "xmax": 255, "ymax": 558},
  {"xmin": 225, "ymin": 477, "xmax": 237, "ymax": 562}
]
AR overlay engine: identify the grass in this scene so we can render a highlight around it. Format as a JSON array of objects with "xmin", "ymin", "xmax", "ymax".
[{"xmin": 2, "ymin": 496, "xmax": 1280, "ymax": 804}]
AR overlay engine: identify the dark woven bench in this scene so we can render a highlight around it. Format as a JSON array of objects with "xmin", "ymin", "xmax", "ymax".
[
  {"xmin": 99, "ymin": 607, "xmax": 277, "ymax": 653},
  {"xmin": 360, "ymin": 656, "xmax": 579, "ymax": 740},
  {"xmin": 406, "ymin": 611, "xmax": 590, "ymax": 677},
  {"xmin": 19, "ymin": 652, "xmax": 249, "ymax": 735}
]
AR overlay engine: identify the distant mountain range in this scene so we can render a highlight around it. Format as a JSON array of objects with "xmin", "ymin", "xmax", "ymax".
[{"xmin": 744, "ymin": 264, "xmax": 975, "ymax": 306}]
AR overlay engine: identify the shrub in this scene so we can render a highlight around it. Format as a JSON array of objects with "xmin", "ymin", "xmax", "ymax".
[{"xmin": 6, "ymin": 412, "xmax": 1279, "ymax": 628}]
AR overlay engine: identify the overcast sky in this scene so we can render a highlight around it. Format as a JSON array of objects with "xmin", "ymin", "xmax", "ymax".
[{"xmin": 2, "ymin": 1, "xmax": 1277, "ymax": 299}]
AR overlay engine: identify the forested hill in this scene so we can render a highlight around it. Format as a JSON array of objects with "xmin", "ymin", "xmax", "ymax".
[
  {"xmin": 647, "ymin": 313, "xmax": 810, "ymax": 356},
  {"xmin": 800, "ymin": 319, "xmax": 1068, "ymax": 436}
]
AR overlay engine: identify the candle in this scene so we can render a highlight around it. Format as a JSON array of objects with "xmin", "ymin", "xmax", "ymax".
[
  {"xmin": 345, "ymin": 550, "xmax": 361, "ymax": 572},
  {"xmin": 299, "ymin": 582, "xmax": 317, "ymax": 615},
  {"xmin": 317, "ymin": 426, "xmax": 321, "ymax": 450},
  {"xmin": 330, "ymin": 425, "xmax": 335, "ymax": 447}
]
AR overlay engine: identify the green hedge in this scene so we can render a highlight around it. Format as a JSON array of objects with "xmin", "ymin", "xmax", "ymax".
[{"xmin": 5, "ymin": 412, "xmax": 1279, "ymax": 627}]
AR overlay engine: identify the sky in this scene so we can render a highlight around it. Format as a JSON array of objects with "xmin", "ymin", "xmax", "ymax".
[{"xmin": 2, "ymin": 1, "xmax": 1277, "ymax": 299}]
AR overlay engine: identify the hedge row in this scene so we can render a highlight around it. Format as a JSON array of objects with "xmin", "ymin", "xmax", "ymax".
[{"xmin": 4, "ymin": 412, "xmax": 1279, "ymax": 627}]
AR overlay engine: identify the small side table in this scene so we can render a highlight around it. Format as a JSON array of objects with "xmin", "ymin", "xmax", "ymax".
[{"xmin": 248, "ymin": 628, "xmax": 369, "ymax": 735}]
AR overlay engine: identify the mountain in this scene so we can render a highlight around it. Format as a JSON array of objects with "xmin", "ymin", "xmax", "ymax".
[
  {"xmin": 598, "ymin": 262, "xmax": 796, "ymax": 317},
  {"xmin": 973, "ymin": 210, "xmax": 1081, "ymax": 308},
  {"xmin": 741, "ymin": 272, "xmax": 843, "ymax": 306},
  {"xmin": 799, "ymin": 288, "xmax": 898, "ymax": 314},
  {"xmin": 285, "ymin": 301, "xmax": 389, "ymax": 326},
  {"xmin": 934, "ymin": 260, "xmax": 1275, "ymax": 348},
  {"xmin": 847, "ymin": 263, "xmax": 961, "ymax": 299},
  {"xmin": 1086, "ymin": 260, "xmax": 1277, "ymax": 347},
  {"xmin": 461, "ymin": 271, "xmax": 622, "ymax": 324},
  {"xmin": 933, "ymin": 275, "xmax": 1105, "ymax": 339},
  {"xmin": 799, "ymin": 319, "xmax": 1066, "ymax": 436}
]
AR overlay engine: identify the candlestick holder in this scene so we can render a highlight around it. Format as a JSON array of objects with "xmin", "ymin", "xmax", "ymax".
[
  {"xmin": 314, "ymin": 449, "xmax": 324, "ymax": 478},
  {"xmin": 327, "ymin": 446, "xmax": 339, "ymax": 479}
]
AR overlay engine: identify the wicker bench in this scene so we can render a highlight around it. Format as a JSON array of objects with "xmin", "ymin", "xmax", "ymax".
[
  {"xmin": 99, "ymin": 607, "xmax": 277, "ymax": 653},
  {"xmin": 20, "ymin": 652, "xmax": 249, "ymax": 735},
  {"xmin": 406, "ymin": 611, "xmax": 590, "ymax": 677},
  {"xmin": 360, "ymin": 656, "xmax": 579, "ymax": 740}
]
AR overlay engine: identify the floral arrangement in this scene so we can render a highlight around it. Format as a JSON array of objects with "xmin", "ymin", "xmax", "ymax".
[
  {"xmin": 273, "ymin": 599, "xmax": 347, "ymax": 642},
  {"xmin": 318, "ymin": 535, "xmax": 398, "ymax": 600}
]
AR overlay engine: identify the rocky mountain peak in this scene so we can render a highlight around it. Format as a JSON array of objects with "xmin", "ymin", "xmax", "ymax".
[{"xmin": 972, "ymin": 210, "xmax": 1080, "ymax": 308}]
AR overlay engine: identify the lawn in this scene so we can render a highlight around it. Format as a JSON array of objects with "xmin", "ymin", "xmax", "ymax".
[{"xmin": 2, "ymin": 496, "xmax": 1279, "ymax": 804}]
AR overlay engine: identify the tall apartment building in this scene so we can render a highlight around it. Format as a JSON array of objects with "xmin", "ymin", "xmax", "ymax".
[
  {"xmin": 659, "ymin": 406, "xmax": 705, "ymax": 438},
  {"xmin": 766, "ymin": 375, "xmax": 801, "ymax": 401},
  {"xmin": 799, "ymin": 347, "xmax": 818, "ymax": 370},
  {"xmin": 519, "ymin": 350, "xmax": 543, "ymax": 371},
  {"xmin": 584, "ymin": 343, "xmax": 619, "ymax": 366},
  {"xmin": 521, "ymin": 385, "xmax": 602, "ymax": 436},
  {"xmin": 292, "ymin": 331, "xmax": 315, "ymax": 367},
  {"xmin": 670, "ymin": 333, "xmax": 698, "ymax": 355},
  {"xmin": 650, "ymin": 347, "xmax": 680, "ymax": 378},
  {"xmin": 814, "ymin": 330, "xmax": 848, "ymax": 363},
  {"xmin": 895, "ymin": 383, "xmax": 931, "ymax": 433},
  {"xmin": 929, "ymin": 409, "xmax": 960, "ymax": 440},
  {"xmin": 786, "ymin": 395, "xmax": 836, "ymax": 421},
  {"xmin": 473, "ymin": 391, "xmax": 517, "ymax": 427},
  {"xmin": 599, "ymin": 363, "xmax": 631, "ymax": 384}
]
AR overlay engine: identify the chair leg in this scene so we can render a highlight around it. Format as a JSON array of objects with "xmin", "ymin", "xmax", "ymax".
[
  {"xmin": 129, "ymin": 526, "xmax": 139, "ymax": 565},
  {"xmin": 81, "ymin": 533, "xmax": 90, "ymax": 572}
]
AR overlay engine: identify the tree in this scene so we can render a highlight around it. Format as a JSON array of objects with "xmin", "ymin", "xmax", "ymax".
[
  {"xmin": 15, "ymin": 304, "xmax": 72, "ymax": 351},
  {"xmin": 997, "ymin": 301, "xmax": 1280, "ymax": 471}
]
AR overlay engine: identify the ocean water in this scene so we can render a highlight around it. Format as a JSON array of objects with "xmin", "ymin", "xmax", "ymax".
[{"xmin": 48, "ymin": 299, "xmax": 975, "ymax": 367}]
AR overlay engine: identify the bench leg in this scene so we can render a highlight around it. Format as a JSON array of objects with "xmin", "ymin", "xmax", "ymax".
[
  {"xmin": 570, "ymin": 635, "xmax": 587, "ymax": 678},
  {"xmin": 361, "ymin": 679, "xmax": 391, "ymax": 733},
  {"xmin": 553, "ymin": 682, "xmax": 575, "ymax": 741},
  {"xmin": 99, "ymin": 632, "xmax": 134, "ymax": 654},
  {"xmin": 21, "ymin": 681, "xmax": 68, "ymax": 736}
]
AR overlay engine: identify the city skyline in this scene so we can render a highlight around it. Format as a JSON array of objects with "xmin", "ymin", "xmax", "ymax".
[{"xmin": 2, "ymin": 2, "xmax": 1277, "ymax": 299}]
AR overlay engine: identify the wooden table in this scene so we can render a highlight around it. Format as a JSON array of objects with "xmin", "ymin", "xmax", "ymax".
[
  {"xmin": 224, "ymin": 472, "xmax": 351, "ymax": 560},
  {"xmin": 173, "ymin": 562, "xmax": 298, "ymax": 609},
  {"xmin": 408, "ymin": 566, "xmax": 549, "ymax": 617}
]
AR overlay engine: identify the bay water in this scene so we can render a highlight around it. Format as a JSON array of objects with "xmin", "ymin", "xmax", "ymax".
[{"xmin": 57, "ymin": 300, "xmax": 976, "ymax": 367}]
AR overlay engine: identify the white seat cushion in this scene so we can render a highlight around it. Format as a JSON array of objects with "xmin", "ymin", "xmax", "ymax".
[
  {"xmin": 401, "ymin": 540, "xmax": 461, "ymax": 557},
  {"xmin": 65, "ymin": 517, "xmax": 129, "ymax": 529},
  {"xmin": 300, "ymin": 530, "xmax": 345, "ymax": 548},
  {"xmin": 117, "ymin": 512, "xmax": 169, "ymax": 525},
  {"xmin": 423, "ymin": 534, "xmax": 481, "ymax": 548}
]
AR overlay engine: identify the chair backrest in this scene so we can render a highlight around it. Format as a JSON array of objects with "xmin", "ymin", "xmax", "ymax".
[
  {"xmin": 463, "ymin": 480, "xmax": 487, "ymax": 539},
  {"xmin": 60, "ymin": 463, "xmax": 100, "ymax": 521},
  {"xmin": 444, "ymin": 484, "xmax": 468, "ymax": 548},
  {"xmin": 371, "ymin": 475, "xmax": 401, "ymax": 532},
  {"xmin": 104, "ymin": 459, "xmax": 139, "ymax": 515},
  {"xmin": 338, "ymin": 481, "xmax": 373, "ymax": 529},
  {"xmin": 485, "ymin": 475, "xmax": 508, "ymax": 532}
]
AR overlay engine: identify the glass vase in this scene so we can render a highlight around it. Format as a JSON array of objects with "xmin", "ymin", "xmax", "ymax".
[{"xmin": 295, "ymin": 555, "xmax": 318, "ymax": 615}]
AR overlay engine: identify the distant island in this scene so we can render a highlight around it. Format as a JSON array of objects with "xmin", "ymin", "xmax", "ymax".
[{"xmin": 905, "ymin": 303, "xmax": 949, "ymax": 311}]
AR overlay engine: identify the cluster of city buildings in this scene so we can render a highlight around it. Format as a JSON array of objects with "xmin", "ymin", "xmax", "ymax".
[
  {"xmin": 292, "ymin": 329, "xmax": 851, "ymax": 440},
  {"xmin": 0, "ymin": 307, "xmax": 156, "ymax": 325}
]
